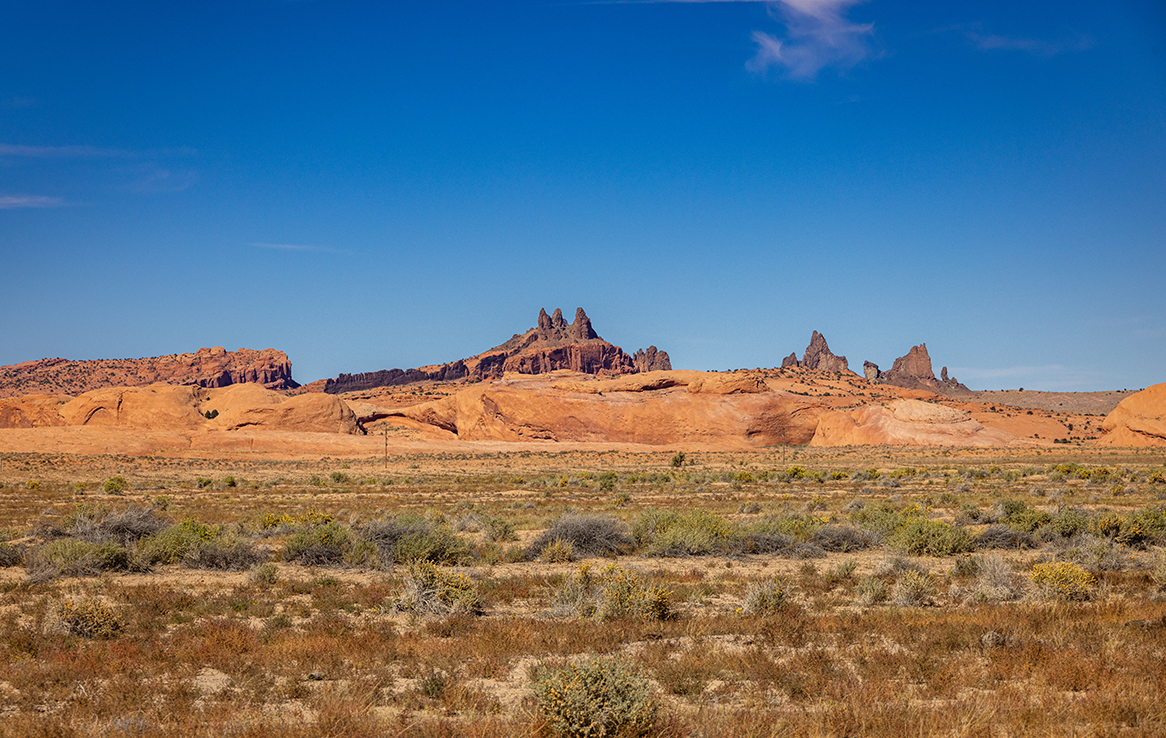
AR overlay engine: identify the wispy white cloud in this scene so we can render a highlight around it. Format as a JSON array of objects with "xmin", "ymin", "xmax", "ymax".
[
  {"xmin": 251, "ymin": 242, "xmax": 338, "ymax": 253},
  {"xmin": 965, "ymin": 28, "xmax": 1091, "ymax": 57},
  {"xmin": 0, "ymin": 143, "xmax": 197, "ymax": 158},
  {"xmin": 744, "ymin": 0, "xmax": 876, "ymax": 80},
  {"xmin": 118, "ymin": 165, "xmax": 199, "ymax": 194},
  {"xmin": 0, "ymin": 195, "xmax": 66, "ymax": 209}
]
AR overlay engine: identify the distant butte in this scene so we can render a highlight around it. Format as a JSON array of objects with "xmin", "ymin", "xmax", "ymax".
[
  {"xmin": 781, "ymin": 331, "xmax": 852, "ymax": 373},
  {"xmin": 316, "ymin": 308, "xmax": 671, "ymax": 394},
  {"xmin": 0, "ymin": 347, "xmax": 298, "ymax": 398},
  {"xmin": 864, "ymin": 343, "xmax": 972, "ymax": 398}
]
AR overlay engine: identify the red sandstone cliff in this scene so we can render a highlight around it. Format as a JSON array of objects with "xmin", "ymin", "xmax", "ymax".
[
  {"xmin": 0, "ymin": 347, "xmax": 298, "ymax": 398},
  {"xmin": 319, "ymin": 308, "xmax": 671, "ymax": 393}
]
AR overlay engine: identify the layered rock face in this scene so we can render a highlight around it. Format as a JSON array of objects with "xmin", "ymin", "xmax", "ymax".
[
  {"xmin": 321, "ymin": 308, "xmax": 670, "ymax": 393},
  {"xmin": 1097, "ymin": 383, "xmax": 1166, "ymax": 446},
  {"xmin": 387, "ymin": 371, "xmax": 821, "ymax": 447},
  {"xmin": 0, "ymin": 382, "xmax": 358, "ymax": 434},
  {"xmin": 864, "ymin": 344, "xmax": 971, "ymax": 397},
  {"xmin": 781, "ymin": 331, "xmax": 850, "ymax": 373},
  {"xmin": 810, "ymin": 399, "xmax": 1027, "ymax": 447},
  {"xmin": 632, "ymin": 346, "xmax": 672, "ymax": 373},
  {"xmin": 0, "ymin": 347, "xmax": 298, "ymax": 398}
]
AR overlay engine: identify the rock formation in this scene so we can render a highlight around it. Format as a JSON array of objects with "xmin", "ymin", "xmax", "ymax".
[
  {"xmin": 632, "ymin": 346, "xmax": 671, "ymax": 373},
  {"xmin": 386, "ymin": 370, "xmax": 822, "ymax": 447},
  {"xmin": 782, "ymin": 331, "xmax": 850, "ymax": 373},
  {"xmin": 320, "ymin": 308, "xmax": 670, "ymax": 394},
  {"xmin": 0, "ymin": 347, "xmax": 298, "ymax": 398},
  {"xmin": 864, "ymin": 344, "xmax": 971, "ymax": 397},
  {"xmin": 810, "ymin": 399, "xmax": 1028, "ymax": 447},
  {"xmin": 0, "ymin": 382, "xmax": 358, "ymax": 435},
  {"xmin": 1096, "ymin": 383, "xmax": 1166, "ymax": 446}
]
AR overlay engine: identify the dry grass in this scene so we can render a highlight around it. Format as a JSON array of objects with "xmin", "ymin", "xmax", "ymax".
[{"xmin": 0, "ymin": 447, "xmax": 1165, "ymax": 735}]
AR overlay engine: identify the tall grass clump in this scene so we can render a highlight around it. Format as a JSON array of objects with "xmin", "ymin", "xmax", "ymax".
[
  {"xmin": 361, "ymin": 514, "xmax": 473, "ymax": 565},
  {"xmin": 527, "ymin": 514, "xmax": 634, "ymax": 560},
  {"xmin": 26, "ymin": 539, "xmax": 131, "ymax": 581},
  {"xmin": 283, "ymin": 521, "xmax": 376, "ymax": 567},
  {"xmin": 532, "ymin": 654, "xmax": 660, "ymax": 738},
  {"xmin": 891, "ymin": 569, "xmax": 934, "ymax": 606},
  {"xmin": 738, "ymin": 578, "xmax": 792, "ymax": 616},
  {"xmin": 551, "ymin": 563, "xmax": 671, "ymax": 621},
  {"xmin": 889, "ymin": 519, "xmax": 973, "ymax": 557},
  {"xmin": 54, "ymin": 596, "xmax": 124, "ymax": 638},
  {"xmin": 1030, "ymin": 561, "xmax": 1096, "ymax": 601},
  {"xmin": 633, "ymin": 509, "xmax": 735, "ymax": 556},
  {"xmin": 394, "ymin": 561, "xmax": 482, "ymax": 617}
]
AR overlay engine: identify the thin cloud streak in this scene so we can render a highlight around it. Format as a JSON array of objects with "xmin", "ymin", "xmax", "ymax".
[
  {"xmin": 0, "ymin": 143, "xmax": 197, "ymax": 158},
  {"xmin": 251, "ymin": 242, "xmax": 339, "ymax": 253},
  {"xmin": 966, "ymin": 29, "xmax": 1092, "ymax": 57},
  {"xmin": 0, "ymin": 195, "xmax": 66, "ymax": 209},
  {"xmin": 746, "ymin": 0, "xmax": 876, "ymax": 80}
]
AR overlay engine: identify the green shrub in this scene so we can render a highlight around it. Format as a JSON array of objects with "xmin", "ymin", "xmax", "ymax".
[
  {"xmin": 889, "ymin": 519, "xmax": 973, "ymax": 557},
  {"xmin": 183, "ymin": 532, "xmax": 266, "ymax": 571},
  {"xmin": 854, "ymin": 576, "xmax": 888, "ymax": 605},
  {"xmin": 532, "ymin": 654, "xmax": 660, "ymax": 738},
  {"xmin": 528, "ymin": 514, "xmax": 634, "ymax": 560},
  {"xmin": 891, "ymin": 569, "xmax": 934, "ymax": 606},
  {"xmin": 248, "ymin": 562, "xmax": 280, "ymax": 586},
  {"xmin": 222, "ymin": 476, "xmax": 237, "ymax": 488},
  {"xmin": 633, "ymin": 509, "xmax": 735, "ymax": 557},
  {"xmin": 55, "ymin": 597, "xmax": 123, "ymax": 639},
  {"xmin": 1030, "ymin": 561, "xmax": 1096, "ymax": 601},
  {"xmin": 0, "ymin": 541, "xmax": 23, "ymax": 567},
  {"xmin": 362, "ymin": 515, "xmax": 473, "ymax": 565},
  {"xmin": 1048, "ymin": 507, "xmax": 1091, "ymax": 538},
  {"xmin": 482, "ymin": 515, "xmax": 517, "ymax": 542},
  {"xmin": 1007, "ymin": 508, "xmax": 1051, "ymax": 533},
  {"xmin": 196, "ymin": 477, "xmax": 214, "ymax": 490},
  {"xmin": 139, "ymin": 519, "xmax": 221, "ymax": 565},
  {"xmin": 102, "ymin": 476, "xmax": 128, "ymax": 494},
  {"xmin": 551, "ymin": 563, "xmax": 671, "ymax": 621},
  {"xmin": 540, "ymin": 538, "xmax": 575, "ymax": 563},
  {"xmin": 670, "ymin": 452, "xmax": 686, "ymax": 468},
  {"xmin": 330, "ymin": 472, "xmax": 350, "ymax": 484},
  {"xmin": 738, "ymin": 578, "xmax": 791, "ymax": 616},
  {"xmin": 394, "ymin": 561, "xmax": 481, "ymax": 617},
  {"xmin": 283, "ymin": 522, "xmax": 375, "ymax": 567},
  {"xmin": 28, "ymin": 540, "xmax": 130, "ymax": 580}
]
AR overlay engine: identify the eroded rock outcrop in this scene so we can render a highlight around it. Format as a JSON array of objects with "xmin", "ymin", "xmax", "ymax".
[
  {"xmin": 321, "ymin": 308, "xmax": 670, "ymax": 393},
  {"xmin": 782, "ymin": 331, "xmax": 851, "ymax": 373},
  {"xmin": 632, "ymin": 346, "xmax": 672, "ymax": 373},
  {"xmin": 0, "ymin": 382, "xmax": 359, "ymax": 435},
  {"xmin": 1097, "ymin": 383, "xmax": 1166, "ymax": 446},
  {"xmin": 864, "ymin": 344, "xmax": 972, "ymax": 397},
  {"xmin": 386, "ymin": 371, "xmax": 821, "ymax": 447},
  {"xmin": 810, "ymin": 399, "xmax": 1027, "ymax": 447},
  {"xmin": 0, "ymin": 347, "xmax": 298, "ymax": 398}
]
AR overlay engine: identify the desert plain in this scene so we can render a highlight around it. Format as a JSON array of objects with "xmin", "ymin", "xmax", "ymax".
[{"xmin": 1, "ymin": 322, "xmax": 1165, "ymax": 738}]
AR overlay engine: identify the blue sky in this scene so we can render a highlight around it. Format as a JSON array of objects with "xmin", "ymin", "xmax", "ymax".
[{"xmin": 2, "ymin": 0, "xmax": 1163, "ymax": 391}]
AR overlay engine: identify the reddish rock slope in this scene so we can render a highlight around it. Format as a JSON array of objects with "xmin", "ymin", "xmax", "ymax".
[
  {"xmin": 810, "ymin": 399, "xmax": 1030, "ymax": 447},
  {"xmin": 0, "ymin": 382, "xmax": 357, "ymax": 435},
  {"xmin": 386, "ymin": 371, "xmax": 821, "ymax": 447},
  {"xmin": 0, "ymin": 347, "xmax": 298, "ymax": 398},
  {"xmin": 1097, "ymin": 383, "xmax": 1166, "ymax": 446},
  {"xmin": 320, "ymin": 308, "xmax": 671, "ymax": 393}
]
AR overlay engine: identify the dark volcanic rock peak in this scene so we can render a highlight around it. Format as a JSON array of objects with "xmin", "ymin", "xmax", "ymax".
[{"xmin": 321, "ymin": 308, "xmax": 670, "ymax": 394}]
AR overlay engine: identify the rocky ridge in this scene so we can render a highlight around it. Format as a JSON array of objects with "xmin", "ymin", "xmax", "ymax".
[
  {"xmin": 864, "ymin": 344, "xmax": 972, "ymax": 398},
  {"xmin": 319, "ymin": 308, "xmax": 670, "ymax": 394},
  {"xmin": 781, "ymin": 331, "xmax": 851, "ymax": 373},
  {"xmin": 0, "ymin": 347, "xmax": 298, "ymax": 398}
]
